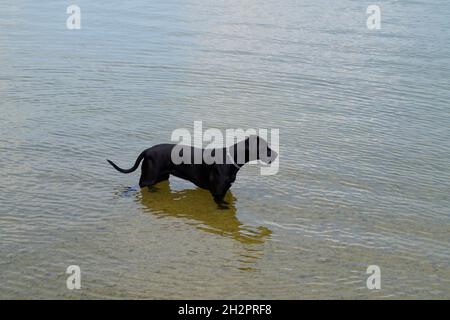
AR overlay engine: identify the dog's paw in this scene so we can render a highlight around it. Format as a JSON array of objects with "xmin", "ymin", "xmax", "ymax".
[{"xmin": 217, "ymin": 203, "xmax": 230, "ymax": 210}]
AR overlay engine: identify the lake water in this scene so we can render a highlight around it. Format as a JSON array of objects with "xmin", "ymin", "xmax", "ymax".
[{"xmin": 0, "ymin": 0, "xmax": 449, "ymax": 299}]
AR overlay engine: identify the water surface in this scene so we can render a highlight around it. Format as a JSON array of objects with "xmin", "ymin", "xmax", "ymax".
[{"xmin": 0, "ymin": 0, "xmax": 449, "ymax": 299}]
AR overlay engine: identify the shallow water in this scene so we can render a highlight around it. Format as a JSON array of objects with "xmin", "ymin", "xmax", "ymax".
[{"xmin": 1, "ymin": 0, "xmax": 449, "ymax": 299}]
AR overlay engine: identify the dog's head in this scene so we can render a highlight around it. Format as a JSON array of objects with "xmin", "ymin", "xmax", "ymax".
[{"xmin": 242, "ymin": 135, "xmax": 278, "ymax": 164}]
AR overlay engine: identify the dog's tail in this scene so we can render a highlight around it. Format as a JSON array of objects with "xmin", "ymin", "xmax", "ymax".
[{"xmin": 107, "ymin": 151, "xmax": 145, "ymax": 174}]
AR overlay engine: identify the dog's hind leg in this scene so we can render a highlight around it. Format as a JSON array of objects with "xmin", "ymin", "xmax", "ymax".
[
  {"xmin": 156, "ymin": 172, "xmax": 170, "ymax": 183},
  {"xmin": 139, "ymin": 158, "xmax": 157, "ymax": 188}
]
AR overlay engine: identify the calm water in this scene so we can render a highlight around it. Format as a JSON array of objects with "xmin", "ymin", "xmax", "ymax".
[{"xmin": 1, "ymin": 0, "xmax": 449, "ymax": 299}]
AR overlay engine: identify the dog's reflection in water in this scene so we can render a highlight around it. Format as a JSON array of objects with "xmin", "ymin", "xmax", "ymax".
[{"xmin": 137, "ymin": 180, "xmax": 272, "ymax": 246}]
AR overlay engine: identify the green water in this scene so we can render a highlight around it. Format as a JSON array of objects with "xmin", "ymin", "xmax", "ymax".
[{"xmin": 0, "ymin": 0, "xmax": 449, "ymax": 298}]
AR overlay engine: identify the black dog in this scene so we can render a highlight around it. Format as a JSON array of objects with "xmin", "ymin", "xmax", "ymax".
[{"xmin": 107, "ymin": 135, "xmax": 277, "ymax": 204}]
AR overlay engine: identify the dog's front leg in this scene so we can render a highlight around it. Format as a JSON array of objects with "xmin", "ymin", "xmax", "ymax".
[
  {"xmin": 213, "ymin": 195, "xmax": 228, "ymax": 205},
  {"xmin": 211, "ymin": 186, "xmax": 231, "ymax": 208},
  {"xmin": 209, "ymin": 166, "xmax": 231, "ymax": 208},
  {"xmin": 213, "ymin": 195, "xmax": 229, "ymax": 209}
]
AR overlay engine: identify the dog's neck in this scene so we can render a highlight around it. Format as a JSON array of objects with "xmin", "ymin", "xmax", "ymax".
[
  {"xmin": 226, "ymin": 149, "xmax": 242, "ymax": 170},
  {"xmin": 226, "ymin": 139, "xmax": 256, "ymax": 169}
]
